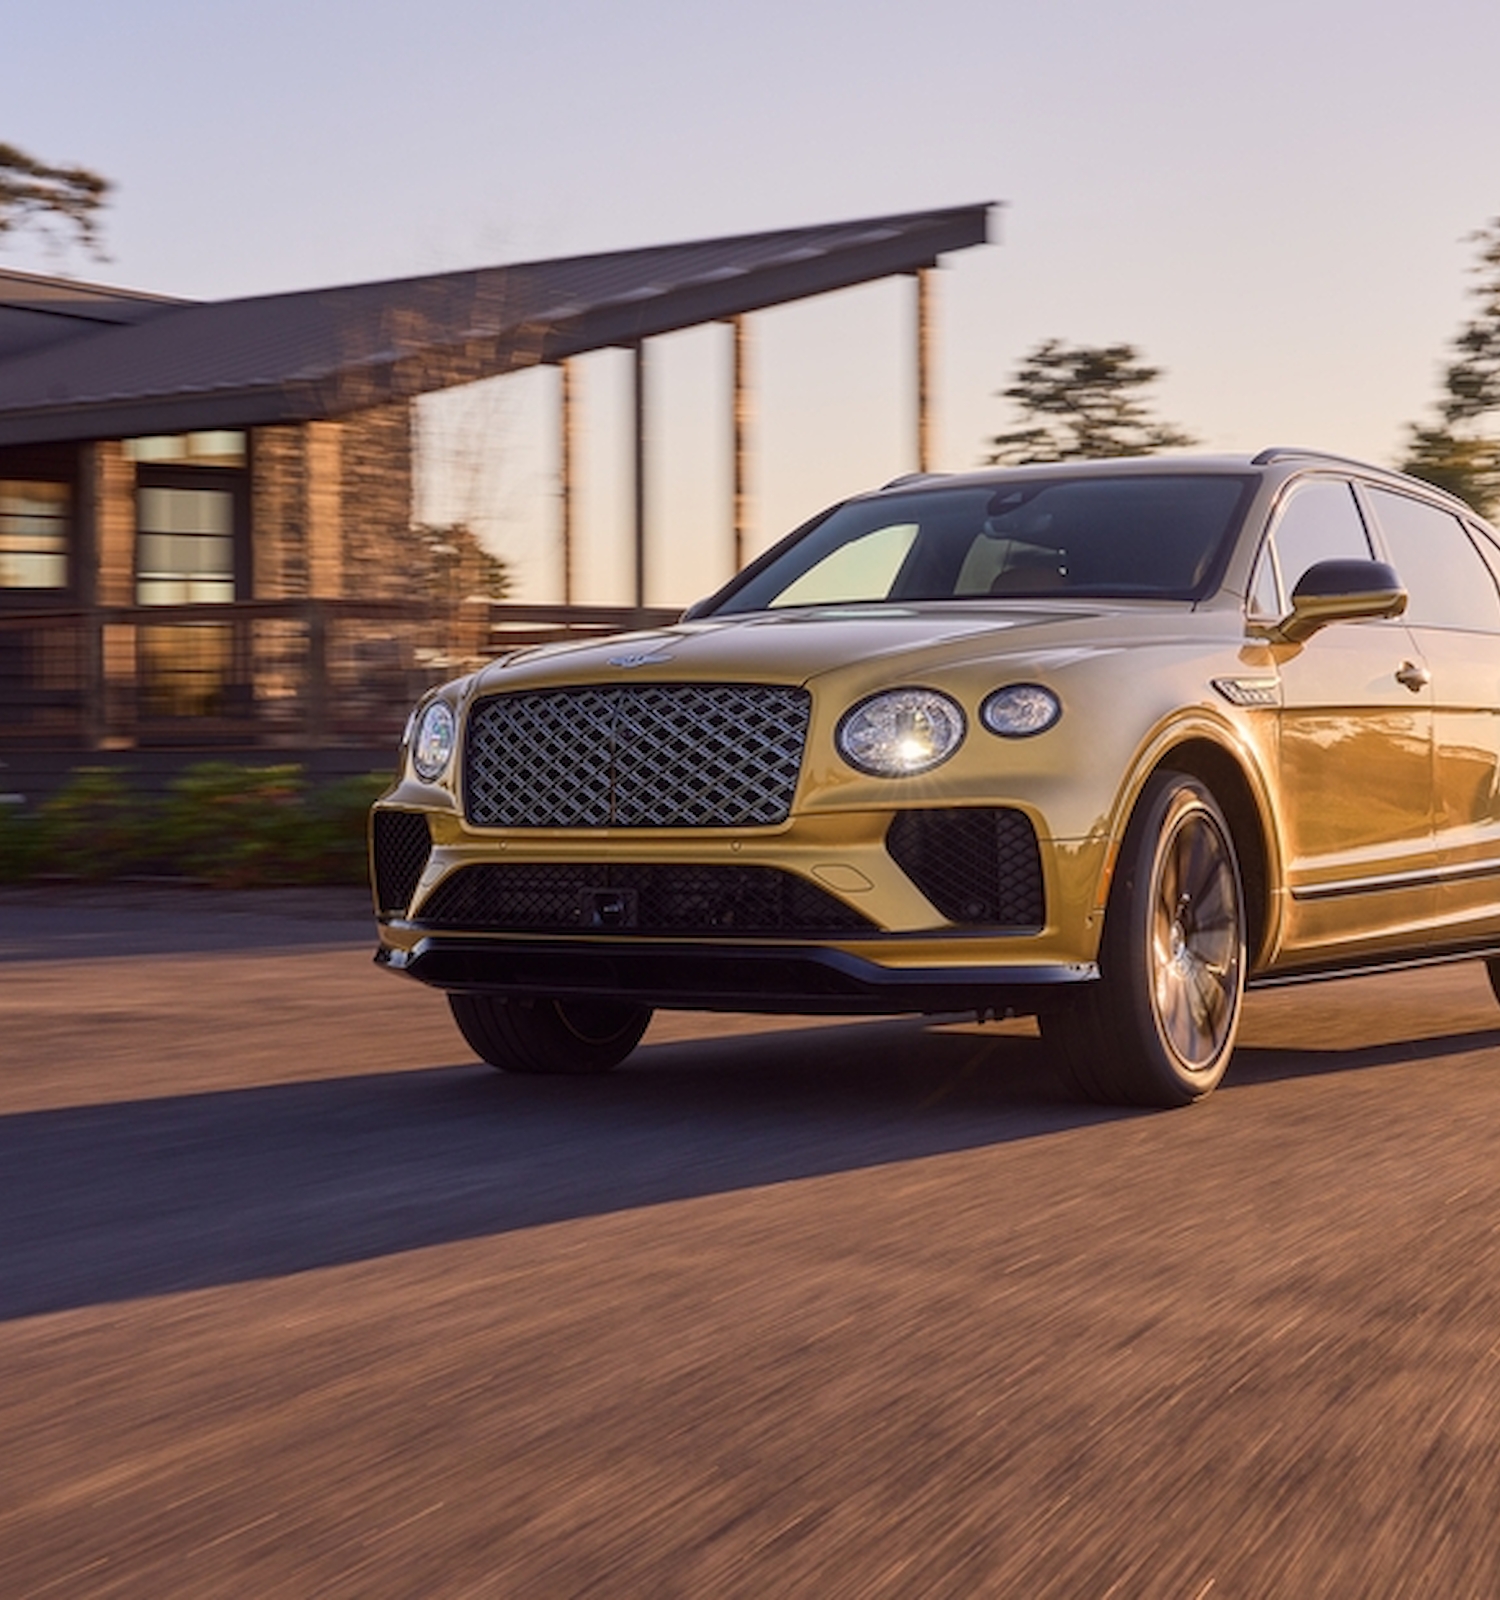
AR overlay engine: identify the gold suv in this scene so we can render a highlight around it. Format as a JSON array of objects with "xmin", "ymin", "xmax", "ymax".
[{"xmin": 372, "ymin": 449, "xmax": 1500, "ymax": 1106}]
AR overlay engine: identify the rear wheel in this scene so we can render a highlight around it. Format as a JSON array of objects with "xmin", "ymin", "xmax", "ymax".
[
  {"xmin": 1042, "ymin": 771, "xmax": 1246, "ymax": 1107},
  {"xmin": 448, "ymin": 993, "xmax": 652, "ymax": 1075}
]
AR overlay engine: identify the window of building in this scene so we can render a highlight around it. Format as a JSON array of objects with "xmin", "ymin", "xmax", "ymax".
[
  {"xmin": 135, "ymin": 484, "xmax": 239, "ymax": 604},
  {"xmin": 124, "ymin": 432, "xmax": 247, "ymax": 468},
  {"xmin": 0, "ymin": 480, "xmax": 70, "ymax": 589}
]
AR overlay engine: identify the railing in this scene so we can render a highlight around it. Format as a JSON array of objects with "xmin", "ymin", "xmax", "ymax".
[{"xmin": 0, "ymin": 599, "xmax": 681, "ymax": 749}]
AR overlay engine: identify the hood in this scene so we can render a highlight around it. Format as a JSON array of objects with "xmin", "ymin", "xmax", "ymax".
[{"xmin": 471, "ymin": 601, "xmax": 1217, "ymax": 694}]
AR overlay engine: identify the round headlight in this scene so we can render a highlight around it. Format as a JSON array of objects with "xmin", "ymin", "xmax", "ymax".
[
  {"xmin": 411, "ymin": 700, "xmax": 456, "ymax": 781},
  {"xmin": 981, "ymin": 683, "xmax": 1061, "ymax": 738},
  {"xmin": 837, "ymin": 688, "xmax": 966, "ymax": 777}
]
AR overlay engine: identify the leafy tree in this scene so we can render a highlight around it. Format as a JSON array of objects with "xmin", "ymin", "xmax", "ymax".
[
  {"xmin": 412, "ymin": 522, "xmax": 513, "ymax": 602},
  {"xmin": 0, "ymin": 140, "xmax": 111, "ymax": 257},
  {"xmin": 985, "ymin": 339, "xmax": 1197, "ymax": 465},
  {"xmin": 1399, "ymin": 218, "xmax": 1500, "ymax": 517}
]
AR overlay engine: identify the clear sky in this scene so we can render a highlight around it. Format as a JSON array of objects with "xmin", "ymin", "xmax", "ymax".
[{"xmin": 7, "ymin": 0, "xmax": 1500, "ymax": 605}]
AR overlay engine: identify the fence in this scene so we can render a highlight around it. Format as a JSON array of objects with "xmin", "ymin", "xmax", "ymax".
[{"xmin": 0, "ymin": 599, "xmax": 680, "ymax": 750}]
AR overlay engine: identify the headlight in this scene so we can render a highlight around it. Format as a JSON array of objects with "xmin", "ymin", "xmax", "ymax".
[
  {"xmin": 981, "ymin": 683, "xmax": 1061, "ymax": 738},
  {"xmin": 836, "ymin": 688, "xmax": 966, "ymax": 777},
  {"xmin": 411, "ymin": 700, "xmax": 456, "ymax": 781}
]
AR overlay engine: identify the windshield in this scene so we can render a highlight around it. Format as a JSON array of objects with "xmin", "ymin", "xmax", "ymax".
[{"xmin": 712, "ymin": 474, "xmax": 1255, "ymax": 613}]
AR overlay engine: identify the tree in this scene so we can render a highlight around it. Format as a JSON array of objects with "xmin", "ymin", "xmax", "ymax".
[
  {"xmin": 985, "ymin": 339, "xmax": 1197, "ymax": 465},
  {"xmin": 0, "ymin": 140, "xmax": 111, "ymax": 258},
  {"xmin": 412, "ymin": 522, "xmax": 513, "ymax": 603},
  {"xmin": 1399, "ymin": 219, "xmax": 1500, "ymax": 517}
]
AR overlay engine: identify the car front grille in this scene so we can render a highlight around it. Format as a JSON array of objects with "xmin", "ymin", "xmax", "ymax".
[
  {"xmin": 371, "ymin": 809, "xmax": 432, "ymax": 916},
  {"xmin": 463, "ymin": 683, "xmax": 810, "ymax": 829},
  {"xmin": 886, "ymin": 807, "xmax": 1045, "ymax": 928},
  {"xmin": 415, "ymin": 863, "xmax": 877, "ymax": 936}
]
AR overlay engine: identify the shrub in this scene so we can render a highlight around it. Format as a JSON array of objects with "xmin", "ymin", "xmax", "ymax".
[
  {"xmin": 35, "ymin": 768, "xmax": 156, "ymax": 880},
  {"xmin": 1, "ymin": 763, "xmax": 389, "ymax": 887}
]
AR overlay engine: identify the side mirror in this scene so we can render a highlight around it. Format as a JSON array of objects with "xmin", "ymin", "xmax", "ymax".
[{"xmin": 1275, "ymin": 559, "xmax": 1407, "ymax": 643}]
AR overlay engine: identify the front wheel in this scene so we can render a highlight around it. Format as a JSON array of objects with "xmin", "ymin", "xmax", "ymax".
[
  {"xmin": 448, "ymin": 993, "xmax": 652, "ymax": 1075},
  {"xmin": 1042, "ymin": 771, "xmax": 1246, "ymax": 1107}
]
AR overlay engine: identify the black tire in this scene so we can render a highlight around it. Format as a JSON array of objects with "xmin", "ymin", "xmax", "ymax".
[
  {"xmin": 448, "ymin": 993, "xmax": 651, "ymax": 1075},
  {"xmin": 1041, "ymin": 770, "xmax": 1246, "ymax": 1107}
]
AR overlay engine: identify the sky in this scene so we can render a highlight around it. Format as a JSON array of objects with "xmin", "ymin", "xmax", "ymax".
[{"xmin": 6, "ymin": 0, "xmax": 1500, "ymax": 605}]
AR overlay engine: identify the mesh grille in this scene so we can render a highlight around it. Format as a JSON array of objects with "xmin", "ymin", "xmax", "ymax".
[
  {"xmin": 886, "ymin": 808, "xmax": 1045, "ymax": 928},
  {"xmin": 464, "ymin": 684, "xmax": 810, "ymax": 828},
  {"xmin": 371, "ymin": 810, "xmax": 432, "ymax": 916},
  {"xmin": 416, "ymin": 863, "xmax": 876, "ymax": 936}
]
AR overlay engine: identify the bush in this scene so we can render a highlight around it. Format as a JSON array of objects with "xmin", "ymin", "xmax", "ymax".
[
  {"xmin": 35, "ymin": 768, "xmax": 156, "ymax": 880},
  {"xmin": 0, "ymin": 763, "xmax": 390, "ymax": 887}
]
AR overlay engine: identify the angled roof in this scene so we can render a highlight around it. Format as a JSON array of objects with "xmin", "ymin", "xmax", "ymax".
[
  {"xmin": 0, "ymin": 203, "xmax": 993, "ymax": 447},
  {"xmin": 0, "ymin": 267, "xmax": 192, "ymax": 364}
]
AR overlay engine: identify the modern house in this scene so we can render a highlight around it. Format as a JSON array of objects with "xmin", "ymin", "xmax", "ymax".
[{"xmin": 0, "ymin": 203, "xmax": 992, "ymax": 780}]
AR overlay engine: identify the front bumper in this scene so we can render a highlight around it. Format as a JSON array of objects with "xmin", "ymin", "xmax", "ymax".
[{"xmin": 377, "ymin": 934, "xmax": 1098, "ymax": 1015}]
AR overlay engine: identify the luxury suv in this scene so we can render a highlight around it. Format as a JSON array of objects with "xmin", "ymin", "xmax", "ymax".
[{"xmin": 371, "ymin": 449, "xmax": 1500, "ymax": 1106}]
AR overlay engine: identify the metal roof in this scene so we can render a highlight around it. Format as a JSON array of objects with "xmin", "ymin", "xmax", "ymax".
[
  {"xmin": 0, "ymin": 203, "xmax": 993, "ymax": 447},
  {"xmin": 0, "ymin": 267, "xmax": 192, "ymax": 364}
]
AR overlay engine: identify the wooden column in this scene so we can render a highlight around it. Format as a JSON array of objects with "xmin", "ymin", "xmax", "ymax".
[
  {"xmin": 732, "ymin": 314, "xmax": 751, "ymax": 575},
  {"xmin": 916, "ymin": 265, "xmax": 936, "ymax": 473},
  {"xmin": 631, "ymin": 341, "xmax": 647, "ymax": 613},
  {"xmin": 560, "ymin": 359, "xmax": 577, "ymax": 606}
]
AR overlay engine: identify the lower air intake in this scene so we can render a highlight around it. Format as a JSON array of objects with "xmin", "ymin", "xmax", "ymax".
[
  {"xmin": 415, "ymin": 863, "xmax": 877, "ymax": 937},
  {"xmin": 371, "ymin": 810, "xmax": 432, "ymax": 916},
  {"xmin": 886, "ymin": 807, "xmax": 1045, "ymax": 928}
]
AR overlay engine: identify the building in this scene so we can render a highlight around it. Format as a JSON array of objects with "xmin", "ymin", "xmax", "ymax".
[{"xmin": 0, "ymin": 203, "xmax": 992, "ymax": 778}]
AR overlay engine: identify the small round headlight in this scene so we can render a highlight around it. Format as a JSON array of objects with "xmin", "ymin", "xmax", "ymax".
[
  {"xmin": 981, "ymin": 683, "xmax": 1061, "ymax": 738},
  {"xmin": 837, "ymin": 688, "xmax": 966, "ymax": 777},
  {"xmin": 411, "ymin": 700, "xmax": 456, "ymax": 781}
]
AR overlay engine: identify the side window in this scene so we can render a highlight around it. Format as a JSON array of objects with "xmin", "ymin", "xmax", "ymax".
[
  {"xmin": 1268, "ymin": 480, "xmax": 1372, "ymax": 600},
  {"xmin": 1245, "ymin": 543, "xmax": 1280, "ymax": 619},
  {"xmin": 1364, "ymin": 488, "xmax": 1500, "ymax": 632}
]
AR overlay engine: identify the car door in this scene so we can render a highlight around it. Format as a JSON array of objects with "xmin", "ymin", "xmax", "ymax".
[
  {"xmin": 1359, "ymin": 485, "xmax": 1500, "ymax": 947},
  {"xmin": 1255, "ymin": 477, "xmax": 1436, "ymax": 964}
]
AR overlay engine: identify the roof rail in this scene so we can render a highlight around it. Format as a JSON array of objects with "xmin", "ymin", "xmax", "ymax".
[
  {"xmin": 1251, "ymin": 446, "xmax": 1400, "ymax": 475},
  {"xmin": 879, "ymin": 471, "xmax": 946, "ymax": 490}
]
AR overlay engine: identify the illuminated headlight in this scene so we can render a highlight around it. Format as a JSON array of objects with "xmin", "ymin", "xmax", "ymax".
[
  {"xmin": 981, "ymin": 683, "xmax": 1061, "ymax": 738},
  {"xmin": 411, "ymin": 700, "xmax": 456, "ymax": 781},
  {"xmin": 837, "ymin": 688, "xmax": 966, "ymax": 777}
]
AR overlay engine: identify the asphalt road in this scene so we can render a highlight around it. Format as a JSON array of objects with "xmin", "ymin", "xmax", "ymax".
[{"xmin": 4, "ymin": 886, "xmax": 1500, "ymax": 1597}]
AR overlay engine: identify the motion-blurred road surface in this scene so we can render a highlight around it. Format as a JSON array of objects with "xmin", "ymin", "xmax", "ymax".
[{"xmin": 3, "ymin": 887, "xmax": 1499, "ymax": 1596}]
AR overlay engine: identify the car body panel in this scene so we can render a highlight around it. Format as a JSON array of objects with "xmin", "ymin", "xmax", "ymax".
[{"xmin": 371, "ymin": 452, "xmax": 1500, "ymax": 1019}]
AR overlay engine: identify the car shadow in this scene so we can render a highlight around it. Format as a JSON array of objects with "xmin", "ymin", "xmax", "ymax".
[
  {"xmin": 2, "ymin": 1017, "xmax": 1124, "ymax": 1322},
  {"xmin": 1227, "ymin": 1026, "xmax": 1500, "ymax": 1085},
  {"xmin": 9, "ymin": 1011, "xmax": 1500, "ymax": 1323}
]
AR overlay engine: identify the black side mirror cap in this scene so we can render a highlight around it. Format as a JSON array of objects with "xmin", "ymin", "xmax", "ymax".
[{"xmin": 1276, "ymin": 559, "xmax": 1407, "ymax": 643}]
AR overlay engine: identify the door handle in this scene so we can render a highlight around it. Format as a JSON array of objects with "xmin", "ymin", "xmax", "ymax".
[{"xmin": 1395, "ymin": 661, "xmax": 1430, "ymax": 692}]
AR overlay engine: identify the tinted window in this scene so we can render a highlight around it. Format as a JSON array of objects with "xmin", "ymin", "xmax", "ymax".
[
  {"xmin": 1269, "ymin": 481, "xmax": 1371, "ymax": 602},
  {"xmin": 1365, "ymin": 487, "xmax": 1500, "ymax": 632},
  {"xmin": 715, "ymin": 475, "xmax": 1254, "ymax": 613}
]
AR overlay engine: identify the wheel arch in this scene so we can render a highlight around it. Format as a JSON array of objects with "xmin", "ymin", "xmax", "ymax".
[{"xmin": 1099, "ymin": 721, "xmax": 1283, "ymax": 973}]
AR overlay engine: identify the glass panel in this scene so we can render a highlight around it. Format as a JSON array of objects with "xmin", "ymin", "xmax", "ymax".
[
  {"xmin": 0, "ymin": 479, "xmax": 70, "ymax": 589},
  {"xmin": 139, "ymin": 623, "xmax": 235, "ymax": 717},
  {"xmin": 135, "ymin": 486, "xmax": 237, "ymax": 605},
  {"xmin": 124, "ymin": 432, "xmax": 246, "ymax": 467},
  {"xmin": 1365, "ymin": 488, "xmax": 1500, "ymax": 632},
  {"xmin": 771, "ymin": 523, "xmax": 918, "ymax": 607},
  {"xmin": 1246, "ymin": 543, "xmax": 1280, "ymax": 618},
  {"xmin": 719, "ymin": 475, "xmax": 1254, "ymax": 613},
  {"xmin": 1270, "ymin": 480, "xmax": 1372, "ymax": 595}
]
